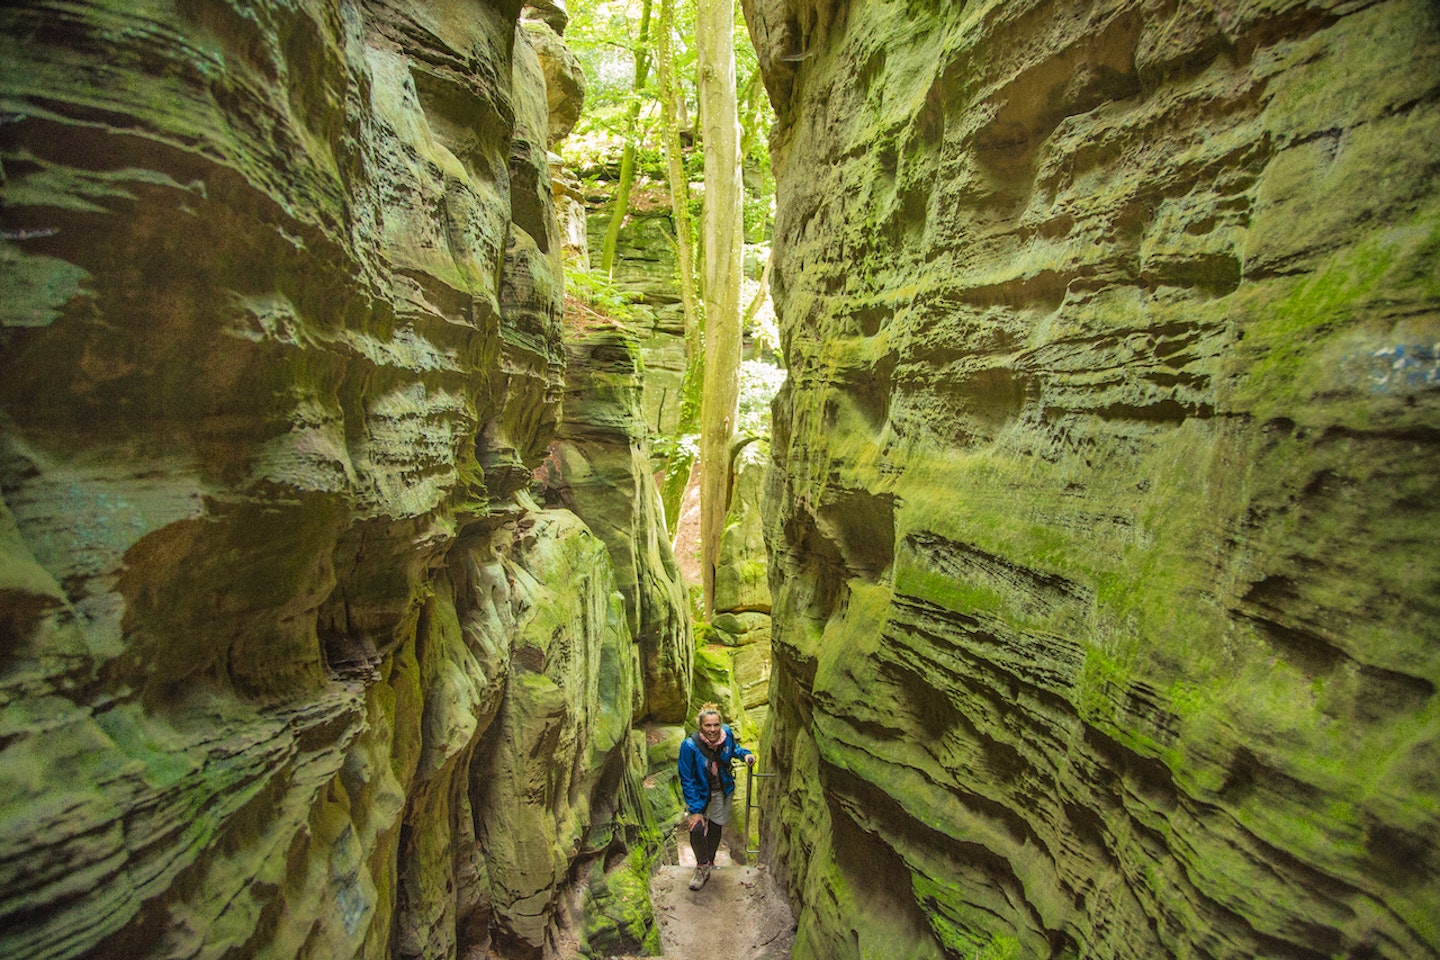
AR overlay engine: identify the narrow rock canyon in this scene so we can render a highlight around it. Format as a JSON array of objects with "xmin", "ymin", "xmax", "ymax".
[{"xmin": 1, "ymin": 0, "xmax": 1437, "ymax": 959}]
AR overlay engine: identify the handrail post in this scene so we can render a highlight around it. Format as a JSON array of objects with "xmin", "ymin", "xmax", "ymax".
[{"xmin": 744, "ymin": 763, "xmax": 778, "ymax": 858}]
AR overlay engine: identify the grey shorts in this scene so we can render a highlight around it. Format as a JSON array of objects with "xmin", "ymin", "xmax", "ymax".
[{"xmin": 704, "ymin": 790, "xmax": 732, "ymax": 826}]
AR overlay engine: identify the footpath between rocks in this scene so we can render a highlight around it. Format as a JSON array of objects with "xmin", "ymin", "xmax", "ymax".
[{"xmin": 607, "ymin": 836, "xmax": 796, "ymax": 960}]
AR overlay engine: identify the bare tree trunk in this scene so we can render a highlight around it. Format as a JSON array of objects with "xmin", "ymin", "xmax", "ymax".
[
  {"xmin": 697, "ymin": 0, "xmax": 743, "ymax": 617},
  {"xmin": 743, "ymin": 246, "xmax": 772, "ymax": 329}
]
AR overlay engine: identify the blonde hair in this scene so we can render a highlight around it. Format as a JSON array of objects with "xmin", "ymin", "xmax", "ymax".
[{"xmin": 696, "ymin": 702, "xmax": 723, "ymax": 724}]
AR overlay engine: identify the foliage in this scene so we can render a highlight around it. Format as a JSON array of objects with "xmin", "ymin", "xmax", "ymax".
[
  {"xmin": 561, "ymin": 0, "xmax": 695, "ymax": 174},
  {"xmin": 655, "ymin": 428, "xmax": 698, "ymax": 538},
  {"xmin": 559, "ymin": 0, "xmax": 772, "ymax": 190},
  {"xmin": 743, "ymin": 186, "xmax": 775, "ymax": 243},
  {"xmin": 564, "ymin": 262, "xmax": 648, "ymax": 329},
  {"xmin": 652, "ymin": 431, "xmax": 700, "ymax": 462},
  {"xmin": 736, "ymin": 359, "xmax": 785, "ymax": 438},
  {"xmin": 563, "ymin": 0, "xmax": 780, "ymax": 544}
]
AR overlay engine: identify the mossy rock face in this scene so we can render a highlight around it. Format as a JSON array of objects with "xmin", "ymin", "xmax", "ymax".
[
  {"xmin": 642, "ymin": 725, "xmax": 690, "ymax": 828},
  {"xmin": 0, "ymin": 3, "xmax": 655, "ymax": 959},
  {"xmin": 471, "ymin": 509, "xmax": 641, "ymax": 952},
  {"xmin": 732, "ymin": 643, "xmax": 772, "ymax": 711},
  {"xmin": 543, "ymin": 327, "xmax": 695, "ymax": 724},
  {"xmin": 585, "ymin": 210, "xmax": 686, "ymax": 334},
  {"xmin": 715, "ymin": 443, "xmax": 773, "ymax": 615},
  {"xmin": 749, "ymin": 0, "xmax": 1440, "ymax": 957},
  {"xmin": 578, "ymin": 851, "xmax": 662, "ymax": 957},
  {"xmin": 712, "ymin": 610, "xmax": 772, "ymax": 646},
  {"xmin": 690, "ymin": 644, "xmax": 744, "ymax": 725}
]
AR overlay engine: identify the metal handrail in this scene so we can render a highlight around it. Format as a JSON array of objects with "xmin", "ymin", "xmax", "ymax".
[{"xmin": 743, "ymin": 763, "xmax": 778, "ymax": 858}]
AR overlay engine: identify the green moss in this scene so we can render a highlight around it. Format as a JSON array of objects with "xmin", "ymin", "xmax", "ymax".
[
  {"xmin": 1233, "ymin": 213, "xmax": 1440, "ymax": 419},
  {"xmin": 738, "ymin": 557, "xmax": 767, "ymax": 582},
  {"xmin": 1166, "ymin": 679, "xmax": 1206, "ymax": 722},
  {"xmin": 580, "ymin": 740, "xmax": 666, "ymax": 958},
  {"xmin": 911, "ymin": 873, "xmax": 1022, "ymax": 960},
  {"xmin": 972, "ymin": 935, "xmax": 1021, "ymax": 960},
  {"xmin": 689, "ymin": 642, "xmax": 742, "ymax": 721},
  {"xmin": 0, "ymin": 245, "xmax": 92, "ymax": 329},
  {"xmin": 1075, "ymin": 645, "xmax": 1133, "ymax": 726},
  {"xmin": 584, "ymin": 849, "xmax": 662, "ymax": 954},
  {"xmin": 893, "ymin": 561, "xmax": 1007, "ymax": 618},
  {"xmin": 910, "ymin": 874, "xmax": 970, "ymax": 953},
  {"xmin": 1242, "ymin": 244, "xmax": 1392, "ymax": 394}
]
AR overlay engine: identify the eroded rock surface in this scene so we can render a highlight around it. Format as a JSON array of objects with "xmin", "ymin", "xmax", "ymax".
[
  {"xmin": 585, "ymin": 208, "xmax": 690, "ymax": 439},
  {"xmin": 747, "ymin": 0, "xmax": 1440, "ymax": 957},
  {"xmin": 540, "ymin": 325, "xmax": 694, "ymax": 722},
  {"xmin": 0, "ymin": 1, "xmax": 677, "ymax": 957}
]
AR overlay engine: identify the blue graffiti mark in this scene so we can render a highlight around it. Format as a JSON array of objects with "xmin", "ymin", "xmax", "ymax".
[
  {"xmin": 1367, "ymin": 342, "xmax": 1440, "ymax": 393},
  {"xmin": 335, "ymin": 875, "xmax": 370, "ymax": 936},
  {"xmin": 331, "ymin": 825, "xmax": 371, "ymax": 936}
]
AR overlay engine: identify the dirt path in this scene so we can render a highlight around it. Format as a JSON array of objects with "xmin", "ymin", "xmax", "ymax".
[
  {"xmin": 640, "ymin": 469, "xmax": 792, "ymax": 958},
  {"xmin": 670, "ymin": 463, "xmax": 703, "ymax": 585},
  {"xmin": 649, "ymin": 861, "xmax": 794, "ymax": 960},
  {"xmin": 603, "ymin": 834, "xmax": 795, "ymax": 960}
]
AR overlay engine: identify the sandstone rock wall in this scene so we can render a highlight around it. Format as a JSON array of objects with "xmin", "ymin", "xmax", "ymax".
[
  {"xmin": 585, "ymin": 209, "xmax": 690, "ymax": 440},
  {"xmin": 541, "ymin": 326, "xmax": 694, "ymax": 722},
  {"xmin": 0, "ymin": 1, "xmax": 681, "ymax": 957},
  {"xmin": 745, "ymin": 0, "xmax": 1440, "ymax": 957},
  {"xmin": 712, "ymin": 442, "xmax": 774, "ymax": 725}
]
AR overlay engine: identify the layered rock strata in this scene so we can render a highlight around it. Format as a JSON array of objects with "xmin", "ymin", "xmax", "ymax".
[
  {"xmin": 585, "ymin": 209, "xmax": 689, "ymax": 440},
  {"xmin": 541, "ymin": 326, "xmax": 694, "ymax": 722},
  {"xmin": 746, "ymin": 0, "xmax": 1440, "ymax": 957},
  {"xmin": 0, "ymin": 1, "xmax": 683, "ymax": 957}
]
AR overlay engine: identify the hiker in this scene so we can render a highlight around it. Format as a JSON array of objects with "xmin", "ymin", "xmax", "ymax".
[{"xmin": 678, "ymin": 702, "xmax": 755, "ymax": 890}]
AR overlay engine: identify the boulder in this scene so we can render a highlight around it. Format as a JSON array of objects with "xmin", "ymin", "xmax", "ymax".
[
  {"xmin": 522, "ymin": 0, "xmax": 570, "ymax": 35},
  {"xmin": 711, "ymin": 610, "xmax": 772, "ymax": 647}
]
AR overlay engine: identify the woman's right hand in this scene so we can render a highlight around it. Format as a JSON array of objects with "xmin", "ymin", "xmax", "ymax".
[{"xmin": 687, "ymin": 813, "xmax": 704, "ymax": 830}]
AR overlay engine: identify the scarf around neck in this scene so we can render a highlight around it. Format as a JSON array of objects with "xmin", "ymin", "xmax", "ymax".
[{"xmin": 696, "ymin": 726, "xmax": 725, "ymax": 790}]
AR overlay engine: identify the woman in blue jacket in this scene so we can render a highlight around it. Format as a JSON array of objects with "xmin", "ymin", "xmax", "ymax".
[{"xmin": 677, "ymin": 702, "xmax": 754, "ymax": 890}]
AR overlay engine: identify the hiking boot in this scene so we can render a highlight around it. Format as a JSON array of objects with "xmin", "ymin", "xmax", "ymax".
[{"xmin": 688, "ymin": 864, "xmax": 711, "ymax": 890}]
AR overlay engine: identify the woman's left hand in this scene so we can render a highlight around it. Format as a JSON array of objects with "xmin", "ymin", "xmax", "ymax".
[{"xmin": 745, "ymin": 754, "xmax": 756, "ymax": 767}]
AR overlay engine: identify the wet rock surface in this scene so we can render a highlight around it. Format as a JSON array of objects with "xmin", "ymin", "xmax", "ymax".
[{"xmin": 746, "ymin": 0, "xmax": 1440, "ymax": 957}]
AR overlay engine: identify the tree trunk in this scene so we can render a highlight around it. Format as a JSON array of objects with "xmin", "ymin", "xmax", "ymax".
[
  {"xmin": 598, "ymin": 0, "xmax": 653, "ymax": 277},
  {"xmin": 657, "ymin": 0, "xmax": 701, "ymax": 363},
  {"xmin": 697, "ymin": 0, "xmax": 743, "ymax": 617},
  {"xmin": 656, "ymin": 0, "xmax": 705, "ymax": 534}
]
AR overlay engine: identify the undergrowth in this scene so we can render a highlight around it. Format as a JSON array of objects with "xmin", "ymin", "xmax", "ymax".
[{"xmin": 565, "ymin": 262, "xmax": 647, "ymax": 332}]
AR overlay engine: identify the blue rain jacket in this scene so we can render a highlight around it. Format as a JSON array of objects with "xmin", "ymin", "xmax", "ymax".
[{"xmin": 678, "ymin": 724, "xmax": 753, "ymax": 815}]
